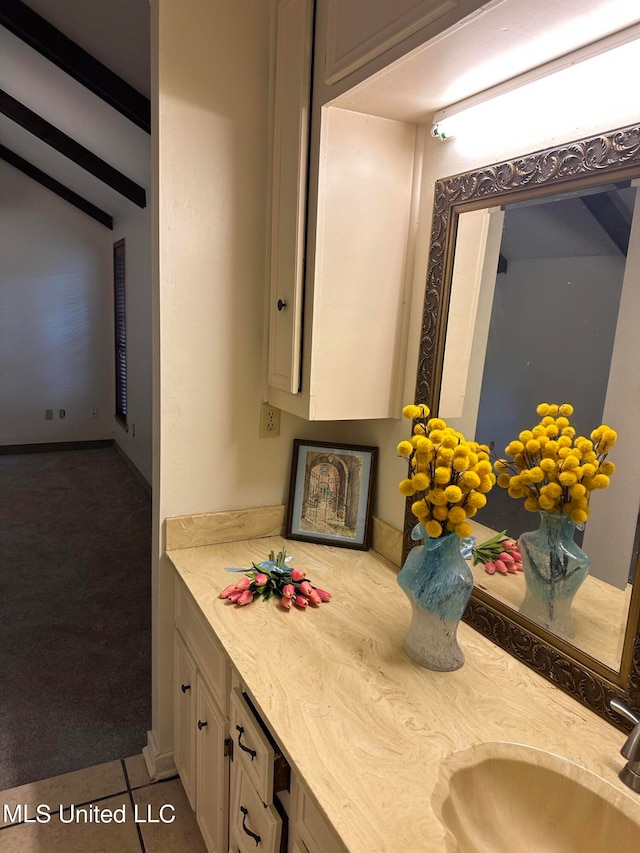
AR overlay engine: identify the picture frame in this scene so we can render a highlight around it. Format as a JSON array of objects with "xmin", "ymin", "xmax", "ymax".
[{"xmin": 286, "ymin": 440, "xmax": 378, "ymax": 550}]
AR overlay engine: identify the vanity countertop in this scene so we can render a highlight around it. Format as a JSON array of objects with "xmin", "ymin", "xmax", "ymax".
[{"xmin": 167, "ymin": 536, "xmax": 639, "ymax": 852}]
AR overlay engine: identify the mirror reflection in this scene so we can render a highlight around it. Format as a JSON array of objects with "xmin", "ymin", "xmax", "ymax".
[{"xmin": 440, "ymin": 181, "xmax": 640, "ymax": 671}]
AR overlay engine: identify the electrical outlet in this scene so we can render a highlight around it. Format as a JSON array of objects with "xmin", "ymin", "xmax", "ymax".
[
  {"xmin": 59, "ymin": 409, "xmax": 66, "ymax": 419},
  {"xmin": 45, "ymin": 409, "xmax": 53, "ymax": 420},
  {"xmin": 259, "ymin": 403, "xmax": 281, "ymax": 438}
]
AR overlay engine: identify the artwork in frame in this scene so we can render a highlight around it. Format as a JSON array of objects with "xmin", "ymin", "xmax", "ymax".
[{"xmin": 286, "ymin": 440, "xmax": 378, "ymax": 550}]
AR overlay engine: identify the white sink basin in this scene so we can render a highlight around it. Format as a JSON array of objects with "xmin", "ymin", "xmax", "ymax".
[{"xmin": 432, "ymin": 742, "xmax": 640, "ymax": 852}]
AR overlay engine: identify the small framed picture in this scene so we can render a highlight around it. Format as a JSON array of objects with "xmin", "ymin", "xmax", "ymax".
[{"xmin": 286, "ymin": 440, "xmax": 377, "ymax": 550}]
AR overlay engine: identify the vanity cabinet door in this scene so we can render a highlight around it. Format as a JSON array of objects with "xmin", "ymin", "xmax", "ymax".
[
  {"xmin": 229, "ymin": 759, "xmax": 282, "ymax": 853},
  {"xmin": 268, "ymin": 0, "xmax": 313, "ymax": 394},
  {"xmin": 174, "ymin": 633, "xmax": 197, "ymax": 810},
  {"xmin": 196, "ymin": 674, "xmax": 230, "ymax": 853}
]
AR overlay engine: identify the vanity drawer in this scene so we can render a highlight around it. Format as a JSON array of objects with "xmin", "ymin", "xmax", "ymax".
[
  {"xmin": 292, "ymin": 778, "xmax": 346, "ymax": 853},
  {"xmin": 230, "ymin": 688, "xmax": 290, "ymax": 804},
  {"xmin": 175, "ymin": 579, "xmax": 228, "ymax": 715},
  {"xmin": 229, "ymin": 761, "xmax": 283, "ymax": 853}
]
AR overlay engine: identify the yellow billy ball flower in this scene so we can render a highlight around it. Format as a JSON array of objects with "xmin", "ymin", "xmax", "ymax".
[
  {"xmin": 526, "ymin": 439, "xmax": 541, "ymax": 454},
  {"xmin": 542, "ymin": 482, "xmax": 562, "ymax": 499},
  {"xmin": 541, "ymin": 416, "xmax": 555, "ymax": 426},
  {"xmin": 600, "ymin": 461, "xmax": 616, "ymax": 475},
  {"xmin": 562, "ymin": 455, "xmax": 580, "ymax": 469},
  {"xmin": 464, "ymin": 506, "xmax": 478, "ymax": 518},
  {"xmin": 413, "ymin": 423, "xmax": 426, "ymax": 436},
  {"xmin": 561, "ymin": 427, "xmax": 576, "ymax": 438},
  {"xmin": 555, "ymin": 416, "xmax": 570, "ymax": 429},
  {"xmin": 427, "ymin": 418, "xmax": 446, "ymax": 431},
  {"xmin": 411, "ymin": 435, "xmax": 422, "ymax": 448},
  {"xmin": 414, "ymin": 451, "xmax": 432, "ymax": 466},
  {"xmin": 539, "ymin": 494, "xmax": 556, "ymax": 511},
  {"xmin": 528, "ymin": 467, "xmax": 545, "ymax": 483},
  {"xmin": 497, "ymin": 473, "xmax": 511, "ymax": 488},
  {"xmin": 455, "ymin": 522, "xmax": 473, "ymax": 538},
  {"xmin": 397, "ymin": 440, "xmax": 413, "ymax": 457},
  {"xmin": 475, "ymin": 460, "xmax": 492, "ymax": 476},
  {"xmin": 570, "ymin": 509, "xmax": 588, "ymax": 524},
  {"xmin": 434, "ymin": 466, "xmax": 452, "ymax": 484},
  {"xmin": 468, "ymin": 452, "xmax": 479, "ymax": 466},
  {"xmin": 437, "ymin": 448, "xmax": 454, "ymax": 464},
  {"xmin": 540, "ymin": 458, "xmax": 557, "ymax": 473},
  {"xmin": 508, "ymin": 485, "xmax": 525, "ymax": 498},
  {"xmin": 519, "ymin": 469, "xmax": 533, "ymax": 485},
  {"xmin": 559, "ymin": 471, "xmax": 578, "ymax": 486},
  {"xmin": 569, "ymin": 483, "xmax": 587, "ymax": 499},
  {"xmin": 524, "ymin": 497, "xmax": 540, "ymax": 511},
  {"xmin": 494, "ymin": 459, "xmax": 510, "ymax": 473},
  {"xmin": 506, "ymin": 440, "xmax": 525, "ymax": 456},
  {"xmin": 532, "ymin": 425, "xmax": 546, "ymax": 438},
  {"xmin": 582, "ymin": 463, "xmax": 596, "ymax": 478},
  {"xmin": 576, "ymin": 438, "xmax": 593, "ymax": 453},
  {"xmin": 399, "ymin": 479, "xmax": 416, "ymax": 496},
  {"xmin": 537, "ymin": 403, "xmax": 551, "ymax": 415},
  {"xmin": 425, "ymin": 520, "xmax": 442, "ymax": 538},
  {"xmin": 428, "ymin": 488, "xmax": 448, "ymax": 506},
  {"xmin": 466, "ymin": 491, "xmax": 487, "ymax": 509},
  {"xmin": 453, "ymin": 456, "xmax": 470, "ymax": 472},
  {"xmin": 460, "ymin": 471, "xmax": 481, "ymax": 489},
  {"xmin": 548, "ymin": 404, "xmax": 559, "ymax": 415},
  {"xmin": 417, "ymin": 403, "xmax": 430, "ymax": 417},
  {"xmin": 412, "ymin": 473, "xmax": 430, "ymax": 491},
  {"xmin": 429, "ymin": 429, "xmax": 445, "ymax": 444},
  {"xmin": 545, "ymin": 425, "xmax": 559, "ymax": 437},
  {"xmin": 433, "ymin": 504, "xmax": 449, "ymax": 521},
  {"xmin": 519, "ymin": 430, "xmax": 533, "ymax": 443},
  {"xmin": 444, "ymin": 485, "xmax": 463, "ymax": 503},
  {"xmin": 591, "ymin": 473, "xmax": 610, "ymax": 489},
  {"xmin": 448, "ymin": 506, "xmax": 467, "ymax": 524},
  {"xmin": 403, "ymin": 404, "xmax": 421, "ymax": 419},
  {"xmin": 441, "ymin": 434, "xmax": 459, "ymax": 449},
  {"xmin": 479, "ymin": 475, "xmax": 495, "ymax": 493},
  {"xmin": 558, "ymin": 436, "xmax": 573, "ymax": 448},
  {"xmin": 454, "ymin": 444, "xmax": 471, "ymax": 458},
  {"xmin": 559, "ymin": 403, "xmax": 574, "ymax": 416}
]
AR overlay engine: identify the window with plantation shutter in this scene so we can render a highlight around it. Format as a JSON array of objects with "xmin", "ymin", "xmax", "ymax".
[{"xmin": 113, "ymin": 239, "xmax": 127, "ymax": 429}]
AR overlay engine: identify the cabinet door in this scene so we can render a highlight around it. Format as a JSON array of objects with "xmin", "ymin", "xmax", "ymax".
[
  {"xmin": 174, "ymin": 633, "xmax": 197, "ymax": 809},
  {"xmin": 196, "ymin": 675, "xmax": 230, "ymax": 853},
  {"xmin": 229, "ymin": 760, "xmax": 282, "ymax": 853},
  {"xmin": 268, "ymin": 0, "xmax": 313, "ymax": 393}
]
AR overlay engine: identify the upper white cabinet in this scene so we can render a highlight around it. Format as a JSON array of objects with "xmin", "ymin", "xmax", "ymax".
[{"xmin": 266, "ymin": 0, "xmax": 485, "ymax": 420}]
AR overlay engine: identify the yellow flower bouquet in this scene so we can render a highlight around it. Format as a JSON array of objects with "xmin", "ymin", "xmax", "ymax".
[
  {"xmin": 397, "ymin": 403, "xmax": 496, "ymax": 539},
  {"xmin": 493, "ymin": 402, "xmax": 617, "ymax": 522}
]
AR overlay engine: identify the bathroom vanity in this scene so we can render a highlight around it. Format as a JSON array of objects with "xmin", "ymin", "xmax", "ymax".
[{"xmin": 167, "ymin": 532, "xmax": 640, "ymax": 852}]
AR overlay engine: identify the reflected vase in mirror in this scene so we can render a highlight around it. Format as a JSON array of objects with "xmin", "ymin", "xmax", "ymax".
[
  {"xmin": 398, "ymin": 523, "xmax": 473, "ymax": 671},
  {"xmin": 518, "ymin": 511, "xmax": 591, "ymax": 638}
]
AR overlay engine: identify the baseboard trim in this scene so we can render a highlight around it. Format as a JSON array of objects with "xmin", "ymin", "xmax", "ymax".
[
  {"xmin": 114, "ymin": 441, "xmax": 152, "ymax": 494},
  {"xmin": 143, "ymin": 730, "xmax": 176, "ymax": 782},
  {"xmin": 0, "ymin": 439, "xmax": 114, "ymax": 455}
]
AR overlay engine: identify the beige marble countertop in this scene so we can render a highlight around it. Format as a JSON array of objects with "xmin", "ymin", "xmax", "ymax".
[{"xmin": 168, "ymin": 536, "xmax": 640, "ymax": 853}]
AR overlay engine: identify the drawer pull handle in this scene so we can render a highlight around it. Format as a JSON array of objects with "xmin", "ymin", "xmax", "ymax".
[
  {"xmin": 277, "ymin": 298, "xmax": 287, "ymax": 311},
  {"xmin": 197, "ymin": 720, "xmax": 208, "ymax": 730},
  {"xmin": 181, "ymin": 683, "xmax": 191, "ymax": 693},
  {"xmin": 240, "ymin": 805, "xmax": 261, "ymax": 846},
  {"xmin": 236, "ymin": 725, "xmax": 257, "ymax": 760}
]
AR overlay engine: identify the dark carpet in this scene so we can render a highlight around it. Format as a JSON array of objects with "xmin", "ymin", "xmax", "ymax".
[{"xmin": 0, "ymin": 446, "xmax": 152, "ymax": 790}]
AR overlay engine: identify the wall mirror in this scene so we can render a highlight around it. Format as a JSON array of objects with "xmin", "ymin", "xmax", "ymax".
[{"xmin": 411, "ymin": 122, "xmax": 640, "ymax": 728}]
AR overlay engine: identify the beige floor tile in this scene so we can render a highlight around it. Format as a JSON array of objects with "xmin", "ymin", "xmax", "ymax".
[
  {"xmin": 133, "ymin": 778, "xmax": 206, "ymax": 852},
  {"xmin": 123, "ymin": 755, "xmax": 151, "ymax": 790},
  {"xmin": 0, "ymin": 762, "xmax": 127, "ymax": 830},
  {"xmin": 0, "ymin": 794, "xmax": 140, "ymax": 852}
]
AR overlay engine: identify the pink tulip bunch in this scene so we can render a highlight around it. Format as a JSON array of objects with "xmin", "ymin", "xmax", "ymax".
[
  {"xmin": 219, "ymin": 548, "xmax": 332, "ymax": 612},
  {"xmin": 483, "ymin": 538, "xmax": 523, "ymax": 575}
]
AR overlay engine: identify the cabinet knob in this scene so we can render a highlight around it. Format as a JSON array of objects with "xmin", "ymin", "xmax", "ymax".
[
  {"xmin": 197, "ymin": 720, "xmax": 208, "ymax": 731},
  {"xmin": 181, "ymin": 683, "xmax": 191, "ymax": 693},
  {"xmin": 277, "ymin": 298, "xmax": 287, "ymax": 311}
]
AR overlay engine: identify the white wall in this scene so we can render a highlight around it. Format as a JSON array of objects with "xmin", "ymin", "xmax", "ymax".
[
  {"xmin": 112, "ymin": 204, "xmax": 153, "ymax": 483},
  {"xmin": 0, "ymin": 161, "xmax": 114, "ymax": 445}
]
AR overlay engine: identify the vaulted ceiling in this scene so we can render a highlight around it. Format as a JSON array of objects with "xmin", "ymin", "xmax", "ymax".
[{"xmin": 0, "ymin": 0, "xmax": 150, "ymax": 229}]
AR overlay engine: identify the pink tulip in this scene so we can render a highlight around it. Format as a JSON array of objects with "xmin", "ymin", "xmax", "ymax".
[
  {"xmin": 290, "ymin": 568, "xmax": 305, "ymax": 581},
  {"xmin": 506, "ymin": 562, "xmax": 517, "ymax": 574},
  {"xmin": 503, "ymin": 540, "xmax": 517, "ymax": 550},
  {"xmin": 234, "ymin": 576, "xmax": 252, "ymax": 590},
  {"xmin": 237, "ymin": 590, "xmax": 254, "ymax": 606},
  {"xmin": 220, "ymin": 584, "xmax": 236, "ymax": 599},
  {"xmin": 228, "ymin": 590, "xmax": 243, "ymax": 603},
  {"xmin": 511, "ymin": 551, "xmax": 522, "ymax": 561},
  {"xmin": 514, "ymin": 562, "xmax": 523, "ymax": 572},
  {"xmin": 485, "ymin": 562, "xmax": 496, "ymax": 574},
  {"xmin": 280, "ymin": 596, "xmax": 292, "ymax": 611},
  {"xmin": 495, "ymin": 559, "xmax": 508, "ymax": 574},
  {"xmin": 299, "ymin": 581, "xmax": 313, "ymax": 596},
  {"xmin": 282, "ymin": 584, "xmax": 295, "ymax": 598},
  {"xmin": 254, "ymin": 573, "xmax": 268, "ymax": 586},
  {"xmin": 308, "ymin": 590, "xmax": 322, "ymax": 606},
  {"xmin": 294, "ymin": 595, "xmax": 308, "ymax": 609},
  {"xmin": 315, "ymin": 588, "xmax": 332, "ymax": 602},
  {"xmin": 499, "ymin": 551, "xmax": 515, "ymax": 563}
]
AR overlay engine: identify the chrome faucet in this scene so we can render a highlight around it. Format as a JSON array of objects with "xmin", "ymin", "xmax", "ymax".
[{"xmin": 610, "ymin": 699, "xmax": 640, "ymax": 793}]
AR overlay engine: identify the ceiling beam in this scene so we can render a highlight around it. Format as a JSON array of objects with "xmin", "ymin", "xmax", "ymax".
[
  {"xmin": 0, "ymin": 0, "xmax": 150, "ymax": 133},
  {"xmin": 0, "ymin": 88, "xmax": 146, "ymax": 207},
  {"xmin": 0, "ymin": 142, "xmax": 113, "ymax": 228}
]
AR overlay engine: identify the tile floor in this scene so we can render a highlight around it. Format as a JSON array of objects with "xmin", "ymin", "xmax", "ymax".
[{"xmin": 0, "ymin": 755, "xmax": 207, "ymax": 852}]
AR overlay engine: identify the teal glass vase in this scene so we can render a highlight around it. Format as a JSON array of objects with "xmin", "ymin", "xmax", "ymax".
[
  {"xmin": 397, "ymin": 523, "xmax": 473, "ymax": 671},
  {"xmin": 518, "ymin": 510, "xmax": 591, "ymax": 639}
]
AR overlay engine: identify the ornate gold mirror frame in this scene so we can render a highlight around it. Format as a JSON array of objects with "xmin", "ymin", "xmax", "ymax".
[{"xmin": 409, "ymin": 122, "xmax": 640, "ymax": 730}]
